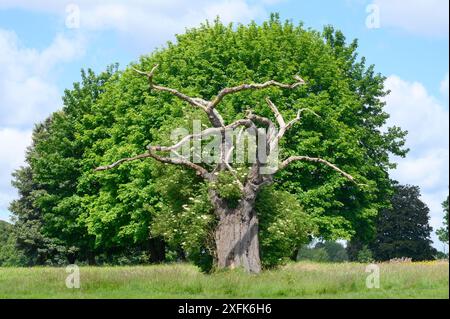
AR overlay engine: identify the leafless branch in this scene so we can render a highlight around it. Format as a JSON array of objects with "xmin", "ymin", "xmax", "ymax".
[
  {"xmin": 265, "ymin": 98, "xmax": 286, "ymax": 128},
  {"xmin": 95, "ymin": 153, "xmax": 152, "ymax": 171},
  {"xmin": 265, "ymin": 98, "xmax": 322, "ymax": 153},
  {"xmin": 95, "ymin": 150, "xmax": 210, "ymax": 178},
  {"xmin": 285, "ymin": 108, "xmax": 321, "ymax": 132},
  {"xmin": 132, "ymin": 64, "xmax": 159, "ymax": 79},
  {"xmin": 133, "ymin": 66, "xmax": 306, "ymax": 129},
  {"xmin": 148, "ymin": 151, "xmax": 209, "ymax": 178},
  {"xmin": 223, "ymin": 127, "xmax": 245, "ymax": 190},
  {"xmin": 147, "ymin": 119, "xmax": 253, "ymax": 153},
  {"xmin": 245, "ymin": 110, "xmax": 274, "ymax": 128},
  {"xmin": 278, "ymin": 156, "xmax": 356, "ymax": 182},
  {"xmin": 133, "ymin": 64, "xmax": 208, "ymax": 110},
  {"xmin": 102, "ymin": 68, "xmax": 361, "ymax": 187},
  {"xmin": 209, "ymin": 75, "xmax": 306, "ymax": 109},
  {"xmin": 95, "ymin": 119, "xmax": 255, "ymax": 179},
  {"xmin": 151, "ymin": 84, "xmax": 209, "ymax": 110}
]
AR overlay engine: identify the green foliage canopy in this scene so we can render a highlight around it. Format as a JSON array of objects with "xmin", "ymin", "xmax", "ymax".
[
  {"xmin": 370, "ymin": 183, "xmax": 437, "ymax": 261},
  {"xmin": 9, "ymin": 15, "xmax": 407, "ymax": 268},
  {"xmin": 436, "ymin": 196, "xmax": 449, "ymax": 244}
]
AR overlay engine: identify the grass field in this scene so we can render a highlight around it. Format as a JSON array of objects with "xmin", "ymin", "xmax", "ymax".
[{"xmin": 0, "ymin": 261, "xmax": 448, "ymax": 299}]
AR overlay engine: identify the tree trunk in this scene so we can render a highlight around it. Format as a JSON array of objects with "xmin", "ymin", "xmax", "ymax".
[
  {"xmin": 176, "ymin": 246, "xmax": 187, "ymax": 262},
  {"xmin": 87, "ymin": 251, "xmax": 96, "ymax": 265},
  {"xmin": 214, "ymin": 201, "xmax": 261, "ymax": 273},
  {"xmin": 148, "ymin": 237, "xmax": 166, "ymax": 263}
]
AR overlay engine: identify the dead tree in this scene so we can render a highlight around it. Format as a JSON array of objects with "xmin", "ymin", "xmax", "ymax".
[{"xmin": 95, "ymin": 65, "xmax": 357, "ymax": 273}]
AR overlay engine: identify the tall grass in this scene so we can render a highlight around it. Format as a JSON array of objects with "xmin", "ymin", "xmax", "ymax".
[{"xmin": 0, "ymin": 261, "xmax": 448, "ymax": 299}]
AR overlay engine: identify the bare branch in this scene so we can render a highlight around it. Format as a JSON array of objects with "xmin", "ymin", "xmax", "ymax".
[
  {"xmin": 95, "ymin": 118, "xmax": 254, "ymax": 179},
  {"xmin": 152, "ymin": 84, "xmax": 208, "ymax": 110},
  {"xmin": 245, "ymin": 110, "xmax": 275, "ymax": 129},
  {"xmin": 133, "ymin": 64, "xmax": 208, "ymax": 110},
  {"xmin": 245, "ymin": 110, "xmax": 280, "ymax": 149},
  {"xmin": 267, "ymin": 105, "xmax": 322, "ymax": 154},
  {"xmin": 133, "ymin": 64, "xmax": 225, "ymax": 127},
  {"xmin": 209, "ymin": 75, "xmax": 306, "ymax": 109},
  {"xmin": 223, "ymin": 127, "xmax": 245, "ymax": 190},
  {"xmin": 133, "ymin": 66, "xmax": 307, "ymax": 129},
  {"xmin": 210, "ymin": 108, "xmax": 225, "ymax": 127},
  {"xmin": 94, "ymin": 150, "xmax": 209, "ymax": 178},
  {"xmin": 148, "ymin": 152, "xmax": 209, "ymax": 178},
  {"xmin": 285, "ymin": 108, "xmax": 321, "ymax": 132},
  {"xmin": 149, "ymin": 127, "xmax": 221, "ymax": 152},
  {"xmin": 132, "ymin": 68, "xmax": 148, "ymax": 77},
  {"xmin": 265, "ymin": 97, "xmax": 285, "ymax": 128},
  {"xmin": 278, "ymin": 156, "xmax": 356, "ymax": 182},
  {"xmin": 225, "ymin": 126, "xmax": 245, "ymax": 165},
  {"xmin": 95, "ymin": 153, "xmax": 152, "ymax": 171},
  {"xmin": 147, "ymin": 119, "xmax": 254, "ymax": 153},
  {"xmin": 132, "ymin": 63, "xmax": 159, "ymax": 79}
]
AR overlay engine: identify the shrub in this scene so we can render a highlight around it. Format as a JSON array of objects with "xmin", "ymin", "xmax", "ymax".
[
  {"xmin": 256, "ymin": 186, "xmax": 317, "ymax": 268},
  {"xmin": 357, "ymin": 245, "xmax": 374, "ymax": 263}
]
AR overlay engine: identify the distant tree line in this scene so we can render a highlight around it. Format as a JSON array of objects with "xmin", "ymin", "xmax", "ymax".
[{"xmin": 296, "ymin": 184, "xmax": 446, "ymax": 263}]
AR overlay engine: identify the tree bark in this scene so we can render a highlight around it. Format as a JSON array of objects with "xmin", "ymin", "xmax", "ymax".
[
  {"xmin": 214, "ymin": 195, "xmax": 262, "ymax": 273},
  {"xmin": 176, "ymin": 246, "xmax": 187, "ymax": 262},
  {"xmin": 87, "ymin": 251, "xmax": 96, "ymax": 265},
  {"xmin": 148, "ymin": 237, "xmax": 166, "ymax": 263}
]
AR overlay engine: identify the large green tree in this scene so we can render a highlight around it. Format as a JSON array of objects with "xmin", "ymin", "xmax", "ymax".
[
  {"xmin": 9, "ymin": 66, "xmax": 129, "ymax": 265},
  {"xmin": 436, "ymin": 196, "xmax": 449, "ymax": 244},
  {"xmin": 9, "ymin": 120, "xmax": 67, "ymax": 265},
  {"xmin": 93, "ymin": 16, "xmax": 407, "ymax": 272},
  {"xmin": 370, "ymin": 183, "xmax": 437, "ymax": 261},
  {"xmin": 0, "ymin": 220, "xmax": 11, "ymax": 248},
  {"xmin": 10, "ymin": 16, "xmax": 407, "ymax": 271},
  {"xmin": 0, "ymin": 220, "xmax": 26, "ymax": 266}
]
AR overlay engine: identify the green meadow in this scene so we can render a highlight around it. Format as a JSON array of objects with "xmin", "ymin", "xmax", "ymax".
[{"xmin": 0, "ymin": 261, "xmax": 448, "ymax": 299}]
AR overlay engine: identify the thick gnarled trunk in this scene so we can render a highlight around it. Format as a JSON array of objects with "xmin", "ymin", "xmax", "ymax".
[
  {"xmin": 215, "ymin": 205, "xmax": 261, "ymax": 273},
  {"xmin": 211, "ymin": 185, "xmax": 262, "ymax": 273}
]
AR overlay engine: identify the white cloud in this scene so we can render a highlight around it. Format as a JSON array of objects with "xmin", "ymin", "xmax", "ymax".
[
  {"xmin": 260, "ymin": 0, "xmax": 285, "ymax": 4},
  {"xmin": 0, "ymin": 129, "xmax": 31, "ymax": 173},
  {"xmin": 422, "ymin": 189, "xmax": 449, "ymax": 252},
  {"xmin": 440, "ymin": 72, "xmax": 449, "ymax": 97},
  {"xmin": 0, "ymin": 128, "xmax": 32, "ymax": 221},
  {"xmin": 0, "ymin": 29, "xmax": 85, "ymax": 221},
  {"xmin": 0, "ymin": 1, "xmax": 270, "ymax": 38},
  {"xmin": 374, "ymin": 0, "xmax": 449, "ymax": 37},
  {"xmin": 384, "ymin": 75, "xmax": 449, "ymax": 249},
  {"xmin": 37, "ymin": 34, "xmax": 86, "ymax": 74},
  {"xmin": 203, "ymin": 0, "xmax": 265, "ymax": 23},
  {"xmin": 75, "ymin": 0, "xmax": 268, "ymax": 51},
  {"xmin": 392, "ymin": 149, "xmax": 448, "ymax": 190},
  {"xmin": 0, "ymin": 29, "xmax": 85, "ymax": 127},
  {"xmin": 384, "ymin": 75, "xmax": 449, "ymax": 152},
  {"xmin": 0, "ymin": 0, "xmax": 278, "ymax": 60},
  {"xmin": 0, "ymin": 77, "xmax": 59, "ymax": 128}
]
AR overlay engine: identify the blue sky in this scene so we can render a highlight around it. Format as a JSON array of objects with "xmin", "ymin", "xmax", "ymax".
[{"xmin": 0, "ymin": 0, "xmax": 448, "ymax": 250}]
